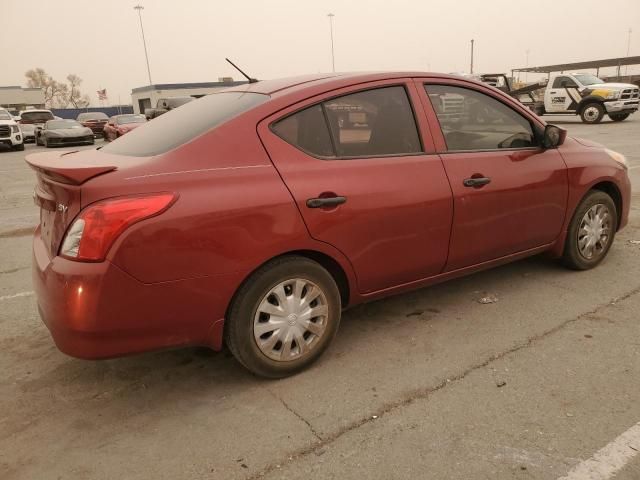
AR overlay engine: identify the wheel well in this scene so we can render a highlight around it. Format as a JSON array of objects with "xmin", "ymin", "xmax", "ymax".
[
  {"xmin": 285, "ymin": 250, "xmax": 351, "ymax": 307},
  {"xmin": 590, "ymin": 182, "xmax": 623, "ymax": 230}
]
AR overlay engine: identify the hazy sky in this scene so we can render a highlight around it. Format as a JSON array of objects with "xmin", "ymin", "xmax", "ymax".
[{"xmin": 1, "ymin": 0, "xmax": 639, "ymax": 106}]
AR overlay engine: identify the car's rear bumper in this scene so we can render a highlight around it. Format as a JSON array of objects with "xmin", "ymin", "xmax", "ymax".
[{"xmin": 32, "ymin": 228, "xmax": 236, "ymax": 359}]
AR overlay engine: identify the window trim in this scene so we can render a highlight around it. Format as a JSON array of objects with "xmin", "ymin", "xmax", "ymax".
[
  {"xmin": 269, "ymin": 83, "xmax": 426, "ymax": 161},
  {"xmin": 423, "ymin": 83, "xmax": 544, "ymax": 154}
]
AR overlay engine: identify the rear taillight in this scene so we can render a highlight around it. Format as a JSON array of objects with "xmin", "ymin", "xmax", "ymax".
[{"xmin": 60, "ymin": 193, "xmax": 177, "ymax": 261}]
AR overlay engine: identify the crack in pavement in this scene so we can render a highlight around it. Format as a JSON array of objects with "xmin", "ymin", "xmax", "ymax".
[
  {"xmin": 246, "ymin": 284, "xmax": 640, "ymax": 480},
  {"xmin": 266, "ymin": 387, "xmax": 323, "ymax": 443}
]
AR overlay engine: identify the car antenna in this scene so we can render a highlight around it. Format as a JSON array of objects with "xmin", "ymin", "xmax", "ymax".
[{"xmin": 225, "ymin": 58, "xmax": 258, "ymax": 84}]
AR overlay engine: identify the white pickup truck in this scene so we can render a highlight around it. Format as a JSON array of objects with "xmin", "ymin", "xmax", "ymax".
[{"xmin": 540, "ymin": 73, "xmax": 639, "ymax": 123}]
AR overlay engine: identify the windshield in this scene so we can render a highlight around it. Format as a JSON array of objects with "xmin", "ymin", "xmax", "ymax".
[
  {"xmin": 0, "ymin": 110, "xmax": 12, "ymax": 120},
  {"xmin": 573, "ymin": 74, "xmax": 604, "ymax": 86},
  {"xmin": 77, "ymin": 112, "xmax": 108, "ymax": 121},
  {"xmin": 117, "ymin": 115, "xmax": 146, "ymax": 125},
  {"xmin": 47, "ymin": 120, "xmax": 83, "ymax": 129},
  {"xmin": 103, "ymin": 92, "xmax": 269, "ymax": 157},
  {"xmin": 21, "ymin": 111, "xmax": 54, "ymax": 123}
]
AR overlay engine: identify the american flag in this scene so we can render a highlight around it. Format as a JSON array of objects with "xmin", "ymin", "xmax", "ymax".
[{"xmin": 97, "ymin": 89, "xmax": 108, "ymax": 101}]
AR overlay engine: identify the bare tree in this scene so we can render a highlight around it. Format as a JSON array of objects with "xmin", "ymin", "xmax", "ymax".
[
  {"xmin": 25, "ymin": 68, "xmax": 65, "ymax": 107},
  {"xmin": 65, "ymin": 74, "xmax": 90, "ymax": 108},
  {"xmin": 25, "ymin": 69, "xmax": 91, "ymax": 108}
]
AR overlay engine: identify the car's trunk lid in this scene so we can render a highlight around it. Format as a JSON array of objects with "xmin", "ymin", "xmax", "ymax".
[{"xmin": 26, "ymin": 150, "xmax": 118, "ymax": 258}]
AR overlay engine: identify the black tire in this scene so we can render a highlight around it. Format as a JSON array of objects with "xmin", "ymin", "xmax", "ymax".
[
  {"xmin": 580, "ymin": 102, "xmax": 605, "ymax": 124},
  {"xmin": 562, "ymin": 190, "xmax": 617, "ymax": 270},
  {"xmin": 12, "ymin": 143, "xmax": 25, "ymax": 151},
  {"xmin": 225, "ymin": 256, "xmax": 342, "ymax": 378},
  {"xmin": 609, "ymin": 113, "xmax": 630, "ymax": 122},
  {"xmin": 43, "ymin": 137, "xmax": 50, "ymax": 148}
]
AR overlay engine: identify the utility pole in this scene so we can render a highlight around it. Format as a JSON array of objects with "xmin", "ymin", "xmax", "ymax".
[
  {"xmin": 328, "ymin": 13, "xmax": 336, "ymax": 72},
  {"xmin": 134, "ymin": 4, "xmax": 153, "ymax": 86},
  {"xmin": 625, "ymin": 28, "xmax": 632, "ymax": 78},
  {"xmin": 525, "ymin": 49, "xmax": 530, "ymax": 83},
  {"xmin": 470, "ymin": 39, "xmax": 474, "ymax": 74}
]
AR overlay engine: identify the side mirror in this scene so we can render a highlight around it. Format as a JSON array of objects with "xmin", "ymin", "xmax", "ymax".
[{"xmin": 542, "ymin": 124, "xmax": 566, "ymax": 148}]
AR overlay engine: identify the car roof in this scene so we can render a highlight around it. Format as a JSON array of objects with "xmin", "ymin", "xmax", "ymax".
[{"xmin": 225, "ymin": 72, "xmax": 459, "ymax": 97}]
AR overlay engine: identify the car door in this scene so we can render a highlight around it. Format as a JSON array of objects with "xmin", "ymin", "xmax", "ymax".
[
  {"xmin": 417, "ymin": 80, "xmax": 568, "ymax": 271},
  {"xmin": 546, "ymin": 76, "xmax": 580, "ymax": 113},
  {"xmin": 258, "ymin": 81, "xmax": 453, "ymax": 294}
]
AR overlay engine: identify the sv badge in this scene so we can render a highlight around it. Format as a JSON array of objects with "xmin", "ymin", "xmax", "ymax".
[{"xmin": 57, "ymin": 203, "xmax": 69, "ymax": 213}]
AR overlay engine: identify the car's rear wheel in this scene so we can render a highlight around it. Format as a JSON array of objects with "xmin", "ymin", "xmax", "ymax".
[
  {"xmin": 43, "ymin": 137, "xmax": 49, "ymax": 148},
  {"xmin": 580, "ymin": 102, "xmax": 605, "ymax": 124},
  {"xmin": 225, "ymin": 256, "xmax": 341, "ymax": 378},
  {"xmin": 562, "ymin": 190, "xmax": 617, "ymax": 270},
  {"xmin": 609, "ymin": 113, "xmax": 630, "ymax": 122},
  {"xmin": 12, "ymin": 143, "xmax": 24, "ymax": 151}
]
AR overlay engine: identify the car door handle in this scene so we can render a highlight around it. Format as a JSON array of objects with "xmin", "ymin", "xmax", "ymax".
[
  {"xmin": 306, "ymin": 196, "xmax": 347, "ymax": 208},
  {"xmin": 549, "ymin": 90, "xmax": 557, "ymax": 94},
  {"xmin": 463, "ymin": 177, "xmax": 491, "ymax": 188}
]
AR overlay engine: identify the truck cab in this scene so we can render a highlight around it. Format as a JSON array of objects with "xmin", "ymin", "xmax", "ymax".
[{"xmin": 543, "ymin": 73, "xmax": 639, "ymax": 123}]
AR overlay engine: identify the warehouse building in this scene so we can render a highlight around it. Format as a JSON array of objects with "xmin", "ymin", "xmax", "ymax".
[
  {"xmin": 0, "ymin": 86, "xmax": 45, "ymax": 111},
  {"xmin": 131, "ymin": 78, "xmax": 247, "ymax": 114}
]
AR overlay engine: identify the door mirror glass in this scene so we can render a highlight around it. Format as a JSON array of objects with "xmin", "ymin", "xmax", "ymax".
[{"xmin": 542, "ymin": 124, "xmax": 566, "ymax": 148}]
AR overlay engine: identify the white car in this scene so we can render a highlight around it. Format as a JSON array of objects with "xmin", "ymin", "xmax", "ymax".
[
  {"xmin": 0, "ymin": 108, "xmax": 24, "ymax": 151},
  {"xmin": 18, "ymin": 109, "xmax": 55, "ymax": 143}
]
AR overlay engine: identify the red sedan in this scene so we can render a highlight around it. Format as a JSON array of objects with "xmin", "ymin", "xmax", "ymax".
[
  {"xmin": 102, "ymin": 114, "xmax": 147, "ymax": 141},
  {"xmin": 26, "ymin": 73, "xmax": 631, "ymax": 377}
]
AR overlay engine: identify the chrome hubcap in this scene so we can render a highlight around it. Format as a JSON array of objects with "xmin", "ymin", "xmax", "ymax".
[
  {"xmin": 584, "ymin": 106, "xmax": 599, "ymax": 122},
  {"xmin": 578, "ymin": 203, "xmax": 611, "ymax": 260},
  {"xmin": 253, "ymin": 278, "xmax": 329, "ymax": 362}
]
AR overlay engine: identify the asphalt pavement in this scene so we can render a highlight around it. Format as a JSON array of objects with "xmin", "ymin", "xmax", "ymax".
[{"xmin": 1, "ymin": 115, "xmax": 639, "ymax": 480}]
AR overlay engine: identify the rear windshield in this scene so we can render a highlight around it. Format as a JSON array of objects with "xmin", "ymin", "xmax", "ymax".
[
  {"xmin": 47, "ymin": 120, "xmax": 83, "ymax": 129},
  {"xmin": 102, "ymin": 91, "xmax": 269, "ymax": 156},
  {"xmin": 117, "ymin": 114, "xmax": 146, "ymax": 124},
  {"xmin": 21, "ymin": 111, "xmax": 54, "ymax": 122},
  {"xmin": 77, "ymin": 112, "xmax": 108, "ymax": 121}
]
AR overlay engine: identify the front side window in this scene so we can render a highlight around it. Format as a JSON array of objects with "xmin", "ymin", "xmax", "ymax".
[
  {"xmin": 272, "ymin": 85, "xmax": 423, "ymax": 159},
  {"xmin": 425, "ymin": 85, "xmax": 537, "ymax": 151},
  {"xmin": 552, "ymin": 76, "xmax": 577, "ymax": 89}
]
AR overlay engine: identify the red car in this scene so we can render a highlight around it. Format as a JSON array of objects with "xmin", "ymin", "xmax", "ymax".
[
  {"xmin": 76, "ymin": 112, "xmax": 109, "ymax": 137},
  {"xmin": 27, "ymin": 73, "xmax": 631, "ymax": 377},
  {"xmin": 103, "ymin": 114, "xmax": 147, "ymax": 141}
]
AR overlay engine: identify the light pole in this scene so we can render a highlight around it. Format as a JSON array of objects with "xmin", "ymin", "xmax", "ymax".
[
  {"xmin": 328, "ymin": 13, "xmax": 335, "ymax": 72},
  {"xmin": 470, "ymin": 39, "xmax": 474, "ymax": 74},
  {"xmin": 525, "ymin": 49, "xmax": 530, "ymax": 83},
  {"xmin": 134, "ymin": 4, "xmax": 153, "ymax": 86},
  {"xmin": 625, "ymin": 28, "xmax": 632, "ymax": 78}
]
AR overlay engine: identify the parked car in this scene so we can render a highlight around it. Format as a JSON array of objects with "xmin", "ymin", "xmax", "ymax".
[
  {"xmin": 77, "ymin": 112, "xmax": 109, "ymax": 137},
  {"xmin": 145, "ymin": 96, "xmax": 194, "ymax": 120},
  {"xmin": 35, "ymin": 119, "xmax": 94, "ymax": 147},
  {"xmin": 18, "ymin": 109, "xmax": 55, "ymax": 143},
  {"xmin": 0, "ymin": 108, "xmax": 24, "ymax": 151},
  {"xmin": 26, "ymin": 73, "xmax": 630, "ymax": 378},
  {"xmin": 102, "ymin": 114, "xmax": 147, "ymax": 141}
]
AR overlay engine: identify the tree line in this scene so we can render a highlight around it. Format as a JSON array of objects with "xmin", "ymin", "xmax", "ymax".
[{"xmin": 25, "ymin": 68, "xmax": 91, "ymax": 108}]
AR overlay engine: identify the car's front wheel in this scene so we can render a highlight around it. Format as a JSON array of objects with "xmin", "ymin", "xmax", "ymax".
[
  {"xmin": 562, "ymin": 190, "xmax": 617, "ymax": 270},
  {"xmin": 12, "ymin": 143, "xmax": 24, "ymax": 151},
  {"xmin": 580, "ymin": 102, "xmax": 605, "ymax": 124},
  {"xmin": 225, "ymin": 256, "xmax": 342, "ymax": 378}
]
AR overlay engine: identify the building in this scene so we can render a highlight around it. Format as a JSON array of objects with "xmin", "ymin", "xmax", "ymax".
[
  {"xmin": 0, "ymin": 86, "xmax": 45, "ymax": 111},
  {"xmin": 131, "ymin": 79, "xmax": 247, "ymax": 114}
]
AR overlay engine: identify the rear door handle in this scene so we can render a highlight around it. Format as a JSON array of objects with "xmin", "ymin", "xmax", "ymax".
[
  {"xmin": 463, "ymin": 177, "xmax": 491, "ymax": 188},
  {"xmin": 306, "ymin": 196, "xmax": 347, "ymax": 208}
]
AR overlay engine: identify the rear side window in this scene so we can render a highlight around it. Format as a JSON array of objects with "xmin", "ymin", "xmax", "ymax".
[
  {"xmin": 102, "ymin": 92, "xmax": 269, "ymax": 157},
  {"xmin": 272, "ymin": 85, "xmax": 423, "ymax": 159},
  {"xmin": 425, "ymin": 84, "xmax": 537, "ymax": 151},
  {"xmin": 272, "ymin": 105, "xmax": 334, "ymax": 157},
  {"xmin": 21, "ymin": 111, "xmax": 54, "ymax": 123}
]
